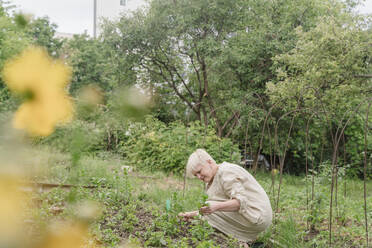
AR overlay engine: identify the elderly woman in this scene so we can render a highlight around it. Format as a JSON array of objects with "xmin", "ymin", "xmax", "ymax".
[{"xmin": 179, "ymin": 149, "xmax": 272, "ymax": 245}]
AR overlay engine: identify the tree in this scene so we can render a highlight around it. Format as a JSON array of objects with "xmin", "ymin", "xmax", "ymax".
[
  {"xmin": 207, "ymin": 0, "xmax": 345, "ymax": 149},
  {"xmin": 267, "ymin": 14, "xmax": 371, "ymax": 116},
  {"xmin": 63, "ymin": 34, "xmax": 111, "ymax": 94},
  {"xmin": 101, "ymin": 0, "xmax": 355, "ymax": 140},
  {"xmin": 92, "ymin": 0, "xmax": 369, "ymax": 174},
  {"xmin": 266, "ymin": 13, "xmax": 372, "ymax": 173},
  {"xmin": 103, "ymin": 0, "xmax": 248, "ymax": 137},
  {"xmin": 0, "ymin": 2, "xmax": 31, "ymax": 111},
  {"xmin": 25, "ymin": 16, "xmax": 63, "ymax": 57}
]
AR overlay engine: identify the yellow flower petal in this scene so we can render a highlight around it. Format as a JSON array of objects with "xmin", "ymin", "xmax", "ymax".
[
  {"xmin": 41, "ymin": 221, "xmax": 99, "ymax": 248},
  {"xmin": 2, "ymin": 46, "xmax": 74, "ymax": 136},
  {"xmin": 0, "ymin": 174, "xmax": 29, "ymax": 243}
]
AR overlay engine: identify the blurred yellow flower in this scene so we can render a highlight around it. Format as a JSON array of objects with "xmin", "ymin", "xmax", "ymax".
[
  {"xmin": 40, "ymin": 221, "xmax": 97, "ymax": 248},
  {"xmin": 2, "ymin": 46, "xmax": 73, "ymax": 136},
  {"xmin": 119, "ymin": 238, "xmax": 142, "ymax": 248},
  {"xmin": 111, "ymin": 86, "xmax": 152, "ymax": 120},
  {"xmin": 79, "ymin": 85, "xmax": 104, "ymax": 106},
  {"xmin": 75, "ymin": 200, "xmax": 102, "ymax": 223},
  {"xmin": 0, "ymin": 174, "xmax": 30, "ymax": 246}
]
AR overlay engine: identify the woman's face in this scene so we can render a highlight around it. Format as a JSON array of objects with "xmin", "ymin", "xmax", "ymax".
[{"xmin": 192, "ymin": 161, "xmax": 216, "ymax": 183}]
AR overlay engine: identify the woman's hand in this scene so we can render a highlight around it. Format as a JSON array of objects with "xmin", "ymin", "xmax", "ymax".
[
  {"xmin": 199, "ymin": 203, "xmax": 219, "ymax": 215},
  {"xmin": 178, "ymin": 211, "xmax": 199, "ymax": 220}
]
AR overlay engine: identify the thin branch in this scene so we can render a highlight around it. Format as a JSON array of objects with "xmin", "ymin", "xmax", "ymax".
[
  {"xmin": 363, "ymin": 101, "xmax": 371, "ymax": 247},
  {"xmin": 225, "ymin": 112, "xmax": 241, "ymax": 138},
  {"xmin": 354, "ymin": 74, "xmax": 372, "ymax": 78}
]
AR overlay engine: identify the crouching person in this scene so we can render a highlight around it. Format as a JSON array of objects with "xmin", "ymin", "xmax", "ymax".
[{"xmin": 179, "ymin": 149, "xmax": 272, "ymax": 245}]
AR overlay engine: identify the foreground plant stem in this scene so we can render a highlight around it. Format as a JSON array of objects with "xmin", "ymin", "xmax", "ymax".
[{"xmin": 363, "ymin": 102, "xmax": 371, "ymax": 248}]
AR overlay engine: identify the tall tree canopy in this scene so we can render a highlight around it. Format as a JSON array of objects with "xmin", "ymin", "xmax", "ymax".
[{"xmin": 100, "ymin": 0, "xmax": 358, "ymax": 138}]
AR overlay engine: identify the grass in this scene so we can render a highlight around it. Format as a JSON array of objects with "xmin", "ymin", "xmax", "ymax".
[{"xmin": 19, "ymin": 147, "xmax": 372, "ymax": 247}]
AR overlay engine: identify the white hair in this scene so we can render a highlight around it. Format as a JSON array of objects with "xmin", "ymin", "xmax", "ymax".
[{"xmin": 186, "ymin": 149, "xmax": 216, "ymax": 177}]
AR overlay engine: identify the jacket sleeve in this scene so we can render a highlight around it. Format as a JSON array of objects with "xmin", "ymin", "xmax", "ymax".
[{"xmin": 220, "ymin": 169, "xmax": 262, "ymax": 224}]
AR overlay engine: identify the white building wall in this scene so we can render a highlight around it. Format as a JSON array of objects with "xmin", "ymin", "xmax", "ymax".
[
  {"xmin": 55, "ymin": 32, "xmax": 75, "ymax": 39},
  {"xmin": 96, "ymin": 0, "xmax": 146, "ymax": 35}
]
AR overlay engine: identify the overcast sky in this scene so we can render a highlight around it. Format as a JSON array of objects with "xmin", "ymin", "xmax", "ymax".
[
  {"xmin": 9, "ymin": 0, "xmax": 372, "ymax": 37},
  {"xmin": 10, "ymin": 0, "xmax": 146, "ymax": 36}
]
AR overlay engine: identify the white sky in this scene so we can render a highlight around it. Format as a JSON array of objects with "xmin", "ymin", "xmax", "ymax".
[
  {"xmin": 10, "ymin": 0, "xmax": 146, "ymax": 36},
  {"xmin": 9, "ymin": 0, "xmax": 372, "ymax": 36}
]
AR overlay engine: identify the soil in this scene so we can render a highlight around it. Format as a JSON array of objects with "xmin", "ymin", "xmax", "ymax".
[
  {"xmin": 100, "ymin": 205, "xmax": 272, "ymax": 248},
  {"xmin": 101, "ymin": 204, "xmax": 240, "ymax": 248}
]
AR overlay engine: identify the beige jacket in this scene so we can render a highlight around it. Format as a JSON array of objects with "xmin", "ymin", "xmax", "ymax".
[{"xmin": 204, "ymin": 162, "xmax": 272, "ymax": 242}]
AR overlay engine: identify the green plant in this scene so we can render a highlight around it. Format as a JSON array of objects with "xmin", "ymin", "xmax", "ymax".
[
  {"xmin": 189, "ymin": 219, "xmax": 215, "ymax": 241},
  {"xmin": 276, "ymin": 216, "xmax": 303, "ymax": 248},
  {"xmin": 196, "ymin": 240, "xmax": 219, "ymax": 248},
  {"xmin": 306, "ymin": 192, "xmax": 326, "ymax": 231},
  {"xmin": 121, "ymin": 116, "xmax": 240, "ymax": 175}
]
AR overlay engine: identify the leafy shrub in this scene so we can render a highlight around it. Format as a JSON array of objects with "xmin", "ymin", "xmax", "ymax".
[
  {"xmin": 119, "ymin": 116, "xmax": 240, "ymax": 175},
  {"xmin": 34, "ymin": 113, "xmax": 240, "ymax": 175}
]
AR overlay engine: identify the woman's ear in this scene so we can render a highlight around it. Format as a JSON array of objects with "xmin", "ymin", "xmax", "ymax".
[{"xmin": 207, "ymin": 159, "xmax": 216, "ymax": 167}]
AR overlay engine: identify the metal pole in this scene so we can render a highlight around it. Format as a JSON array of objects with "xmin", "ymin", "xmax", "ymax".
[{"xmin": 93, "ymin": 0, "xmax": 97, "ymax": 38}]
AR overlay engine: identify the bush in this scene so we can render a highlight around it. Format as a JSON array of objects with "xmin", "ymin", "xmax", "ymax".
[
  {"xmin": 119, "ymin": 116, "xmax": 240, "ymax": 175},
  {"xmin": 34, "ymin": 113, "xmax": 240, "ymax": 175}
]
